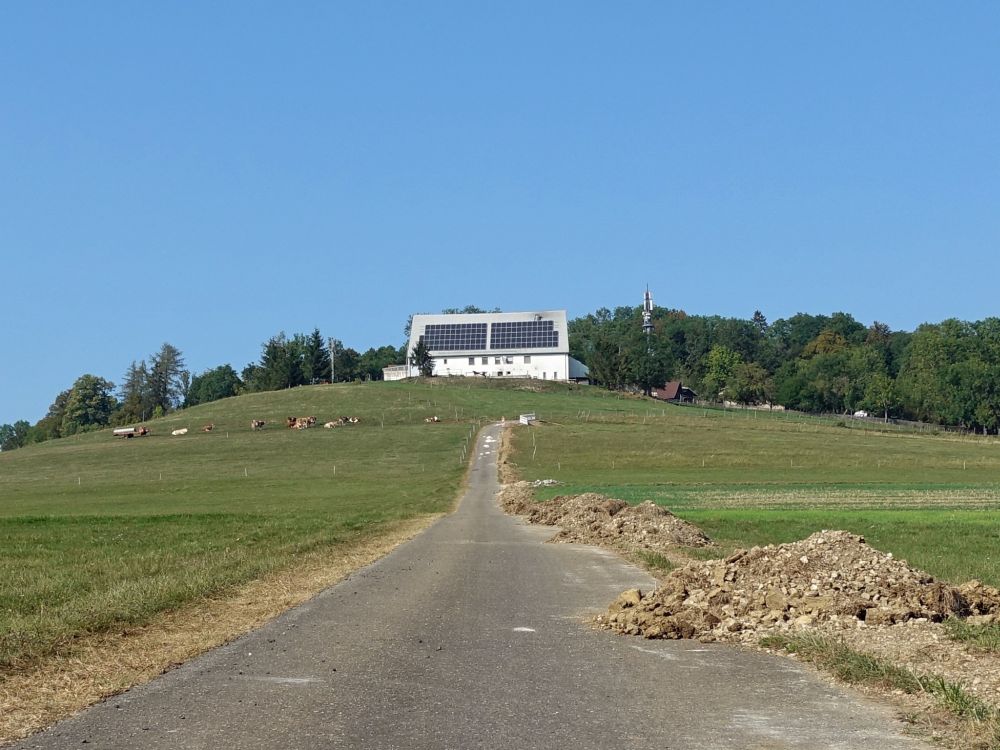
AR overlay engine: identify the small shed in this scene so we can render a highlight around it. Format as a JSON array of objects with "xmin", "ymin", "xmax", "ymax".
[{"xmin": 652, "ymin": 381, "xmax": 698, "ymax": 403}]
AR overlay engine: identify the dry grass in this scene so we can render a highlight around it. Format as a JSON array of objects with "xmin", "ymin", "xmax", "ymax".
[
  {"xmin": 0, "ymin": 515, "xmax": 438, "ymax": 745},
  {"xmin": 684, "ymin": 487, "xmax": 1000, "ymax": 510},
  {"xmin": 497, "ymin": 425, "xmax": 520, "ymax": 485}
]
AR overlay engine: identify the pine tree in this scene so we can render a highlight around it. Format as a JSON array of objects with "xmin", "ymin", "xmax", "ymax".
[
  {"xmin": 302, "ymin": 328, "xmax": 332, "ymax": 384},
  {"xmin": 148, "ymin": 343, "xmax": 187, "ymax": 413},
  {"xmin": 409, "ymin": 339, "xmax": 433, "ymax": 377},
  {"xmin": 118, "ymin": 360, "xmax": 150, "ymax": 423}
]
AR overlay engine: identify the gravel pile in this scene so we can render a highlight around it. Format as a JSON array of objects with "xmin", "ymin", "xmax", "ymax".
[{"xmin": 598, "ymin": 530, "xmax": 999, "ymax": 642}]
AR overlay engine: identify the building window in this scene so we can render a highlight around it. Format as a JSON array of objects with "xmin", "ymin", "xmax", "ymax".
[
  {"xmin": 553, "ymin": 372, "xmax": 557, "ymax": 379},
  {"xmin": 468, "ymin": 357, "xmax": 475, "ymax": 365},
  {"xmin": 482, "ymin": 357, "xmax": 488, "ymax": 365},
  {"xmin": 524, "ymin": 355, "xmax": 531, "ymax": 364},
  {"xmin": 542, "ymin": 372, "xmax": 547, "ymax": 379},
  {"xmin": 495, "ymin": 357, "xmax": 501, "ymax": 365},
  {"xmin": 443, "ymin": 358, "xmax": 448, "ymax": 364},
  {"xmin": 504, "ymin": 356, "xmax": 513, "ymax": 364}
]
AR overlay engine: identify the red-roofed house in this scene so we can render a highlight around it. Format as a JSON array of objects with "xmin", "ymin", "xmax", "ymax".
[{"xmin": 652, "ymin": 381, "xmax": 698, "ymax": 403}]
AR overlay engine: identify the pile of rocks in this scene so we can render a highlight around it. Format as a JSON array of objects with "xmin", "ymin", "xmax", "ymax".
[
  {"xmin": 498, "ymin": 482, "xmax": 711, "ymax": 554},
  {"xmin": 599, "ymin": 530, "xmax": 1000, "ymax": 642}
]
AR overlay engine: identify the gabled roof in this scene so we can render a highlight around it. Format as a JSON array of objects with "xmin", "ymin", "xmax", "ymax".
[
  {"xmin": 408, "ymin": 310, "xmax": 569, "ymax": 355},
  {"xmin": 660, "ymin": 381, "xmax": 682, "ymax": 400},
  {"xmin": 654, "ymin": 381, "xmax": 697, "ymax": 400}
]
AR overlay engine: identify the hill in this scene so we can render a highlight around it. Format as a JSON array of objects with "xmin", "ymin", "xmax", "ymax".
[
  {"xmin": 0, "ymin": 378, "xmax": 620, "ymax": 670},
  {"xmin": 4, "ymin": 377, "xmax": 1000, "ymax": 743}
]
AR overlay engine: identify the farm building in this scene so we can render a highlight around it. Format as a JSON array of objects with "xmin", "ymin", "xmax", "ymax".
[
  {"xmin": 397, "ymin": 310, "xmax": 589, "ymax": 382},
  {"xmin": 381, "ymin": 364, "xmax": 409, "ymax": 382},
  {"xmin": 652, "ymin": 381, "xmax": 698, "ymax": 403}
]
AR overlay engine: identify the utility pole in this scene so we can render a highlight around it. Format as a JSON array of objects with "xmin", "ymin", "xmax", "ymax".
[{"xmin": 328, "ymin": 337, "xmax": 336, "ymax": 383}]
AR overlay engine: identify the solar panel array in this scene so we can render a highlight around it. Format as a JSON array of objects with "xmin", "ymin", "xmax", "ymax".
[
  {"xmin": 421, "ymin": 323, "xmax": 487, "ymax": 351},
  {"xmin": 490, "ymin": 320, "xmax": 559, "ymax": 350}
]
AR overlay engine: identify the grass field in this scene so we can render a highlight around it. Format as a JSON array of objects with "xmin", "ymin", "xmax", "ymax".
[
  {"xmin": 4, "ymin": 380, "xmax": 1000, "ymax": 672},
  {"xmin": 0, "ymin": 378, "xmax": 624, "ymax": 668},
  {"xmin": 511, "ymin": 405, "xmax": 1000, "ymax": 587}
]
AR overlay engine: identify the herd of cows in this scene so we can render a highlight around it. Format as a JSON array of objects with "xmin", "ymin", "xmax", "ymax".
[
  {"xmin": 280, "ymin": 415, "xmax": 361, "ymax": 430},
  {"xmin": 116, "ymin": 416, "xmax": 364, "ymax": 439},
  {"xmin": 115, "ymin": 414, "xmax": 459, "ymax": 440}
]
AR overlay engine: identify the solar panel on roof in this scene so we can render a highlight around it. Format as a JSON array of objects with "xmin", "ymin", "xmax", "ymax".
[
  {"xmin": 421, "ymin": 323, "xmax": 487, "ymax": 351},
  {"xmin": 489, "ymin": 320, "xmax": 558, "ymax": 349}
]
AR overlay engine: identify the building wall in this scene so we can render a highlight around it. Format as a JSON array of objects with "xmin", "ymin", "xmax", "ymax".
[
  {"xmin": 431, "ymin": 352, "xmax": 569, "ymax": 380},
  {"xmin": 382, "ymin": 365, "xmax": 410, "ymax": 381}
]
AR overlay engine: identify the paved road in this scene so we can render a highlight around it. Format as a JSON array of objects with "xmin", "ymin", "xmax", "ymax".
[{"xmin": 14, "ymin": 424, "xmax": 928, "ymax": 749}]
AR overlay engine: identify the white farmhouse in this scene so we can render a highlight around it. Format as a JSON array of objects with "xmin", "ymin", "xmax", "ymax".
[{"xmin": 394, "ymin": 310, "xmax": 589, "ymax": 382}]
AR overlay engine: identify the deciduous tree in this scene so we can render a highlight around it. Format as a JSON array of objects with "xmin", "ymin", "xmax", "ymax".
[
  {"xmin": 61, "ymin": 375, "xmax": 117, "ymax": 435},
  {"xmin": 0, "ymin": 420, "xmax": 30, "ymax": 451},
  {"xmin": 186, "ymin": 365, "xmax": 242, "ymax": 406}
]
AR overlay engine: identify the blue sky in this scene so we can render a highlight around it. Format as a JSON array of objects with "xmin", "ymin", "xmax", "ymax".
[{"xmin": 2, "ymin": 3, "xmax": 998, "ymax": 425}]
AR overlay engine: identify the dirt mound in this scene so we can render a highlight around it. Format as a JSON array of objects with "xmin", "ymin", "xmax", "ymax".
[
  {"xmin": 958, "ymin": 579, "xmax": 1000, "ymax": 619},
  {"xmin": 499, "ymin": 487, "xmax": 712, "ymax": 555},
  {"xmin": 497, "ymin": 481, "xmax": 538, "ymax": 515},
  {"xmin": 597, "ymin": 500, "xmax": 714, "ymax": 549},
  {"xmin": 526, "ymin": 492, "xmax": 624, "ymax": 525},
  {"xmin": 599, "ymin": 530, "xmax": 997, "ymax": 642}
]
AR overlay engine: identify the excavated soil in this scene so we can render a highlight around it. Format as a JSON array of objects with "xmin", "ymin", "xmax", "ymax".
[
  {"xmin": 597, "ymin": 530, "xmax": 987, "ymax": 641},
  {"xmin": 497, "ymin": 429, "xmax": 1000, "ymax": 746},
  {"xmin": 593, "ymin": 529, "xmax": 1000, "ymax": 737},
  {"xmin": 498, "ymin": 481, "xmax": 712, "ymax": 556}
]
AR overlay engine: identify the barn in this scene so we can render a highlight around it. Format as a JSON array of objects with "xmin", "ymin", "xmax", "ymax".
[
  {"xmin": 400, "ymin": 310, "xmax": 589, "ymax": 382},
  {"xmin": 652, "ymin": 381, "xmax": 698, "ymax": 403}
]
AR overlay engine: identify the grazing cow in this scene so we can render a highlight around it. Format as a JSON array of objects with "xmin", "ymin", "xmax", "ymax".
[
  {"xmin": 294, "ymin": 416, "xmax": 317, "ymax": 430},
  {"xmin": 424, "ymin": 416, "xmax": 440, "ymax": 423},
  {"xmin": 171, "ymin": 428, "xmax": 189, "ymax": 436},
  {"xmin": 286, "ymin": 417, "xmax": 297, "ymax": 429},
  {"xmin": 202, "ymin": 423, "xmax": 215, "ymax": 432},
  {"xmin": 250, "ymin": 419, "xmax": 266, "ymax": 431},
  {"xmin": 323, "ymin": 420, "xmax": 339, "ymax": 429},
  {"xmin": 347, "ymin": 416, "xmax": 360, "ymax": 424}
]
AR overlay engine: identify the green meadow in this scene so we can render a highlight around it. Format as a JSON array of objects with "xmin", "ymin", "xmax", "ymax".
[
  {"xmin": 512, "ymin": 405, "xmax": 1000, "ymax": 586},
  {"xmin": 0, "ymin": 378, "xmax": 611, "ymax": 667},
  {"xmin": 3, "ymin": 379, "xmax": 1000, "ymax": 670}
]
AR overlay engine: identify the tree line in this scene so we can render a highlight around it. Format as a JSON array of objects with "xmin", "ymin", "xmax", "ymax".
[
  {"xmin": 0, "ymin": 330, "xmax": 405, "ymax": 451},
  {"xmin": 6, "ymin": 304, "xmax": 1000, "ymax": 451},
  {"xmin": 569, "ymin": 306, "xmax": 1000, "ymax": 434}
]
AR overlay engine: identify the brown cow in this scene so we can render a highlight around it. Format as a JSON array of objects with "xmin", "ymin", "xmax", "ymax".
[
  {"xmin": 202, "ymin": 423, "xmax": 215, "ymax": 432},
  {"xmin": 250, "ymin": 419, "xmax": 266, "ymax": 431}
]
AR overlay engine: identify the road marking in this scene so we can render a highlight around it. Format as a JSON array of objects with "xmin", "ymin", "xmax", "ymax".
[
  {"xmin": 630, "ymin": 645, "xmax": 679, "ymax": 660},
  {"xmin": 244, "ymin": 676, "xmax": 325, "ymax": 685},
  {"xmin": 513, "ymin": 627, "xmax": 536, "ymax": 632}
]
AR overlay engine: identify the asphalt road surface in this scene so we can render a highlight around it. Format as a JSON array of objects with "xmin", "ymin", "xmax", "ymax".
[{"xmin": 14, "ymin": 424, "xmax": 929, "ymax": 749}]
